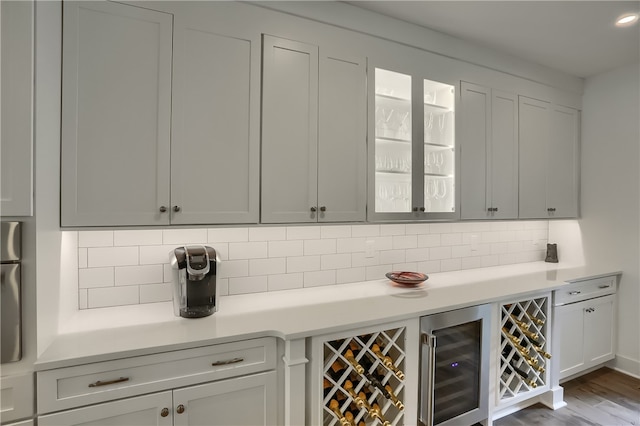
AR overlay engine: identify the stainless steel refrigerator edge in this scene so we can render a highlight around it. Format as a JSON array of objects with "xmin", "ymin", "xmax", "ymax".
[{"xmin": 1, "ymin": 221, "xmax": 23, "ymax": 363}]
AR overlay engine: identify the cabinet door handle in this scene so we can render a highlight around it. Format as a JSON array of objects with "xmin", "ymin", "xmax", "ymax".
[
  {"xmin": 160, "ymin": 408, "xmax": 169, "ymax": 418},
  {"xmin": 176, "ymin": 404, "xmax": 185, "ymax": 414},
  {"xmin": 159, "ymin": 206, "xmax": 167, "ymax": 213},
  {"xmin": 310, "ymin": 206, "xmax": 317, "ymax": 212},
  {"xmin": 319, "ymin": 206, "xmax": 326, "ymax": 212},
  {"xmin": 211, "ymin": 357, "xmax": 244, "ymax": 367},
  {"xmin": 419, "ymin": 207, "xmax": 425, "ymax": 212},
  {"xmin": 173, "ymin": 205, "xmax": 181, "ymax": 212},
  {"xmin": 598, "ymin": 285, "xmax": 611, "ymax": 289},
  {"xmin": 569, "ymin": 291, "xmax": 581, "ymax": 295},
  {"xmin": 88, "ymin": 377, "xmax": 130, "ymax": 388}
]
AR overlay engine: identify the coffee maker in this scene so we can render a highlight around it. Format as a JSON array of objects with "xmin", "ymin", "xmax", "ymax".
[{"xmin": 170, "ymin": 245, "xmax": 219, "ymax": 318}]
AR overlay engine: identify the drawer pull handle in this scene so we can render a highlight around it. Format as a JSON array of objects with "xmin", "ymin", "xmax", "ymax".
[
  {"xmin": 569, "ymin": 291, "xmax": 581, "ymax": 295},
  {"xmin": 211, "ymin": 357, "xmax": 244, "ymax": 367},
  {"xmin": 598, "ymin": 285, "xmax": 611, "ymax": 289},
  {"xmin": 88, "ymin": 377, "xmax": 130, "ymax": 388}
]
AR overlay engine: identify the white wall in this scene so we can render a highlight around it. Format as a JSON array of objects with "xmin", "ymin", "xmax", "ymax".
[{"xmin": 579, "ymin": 62, "xmax": 639, "ymax": 376}]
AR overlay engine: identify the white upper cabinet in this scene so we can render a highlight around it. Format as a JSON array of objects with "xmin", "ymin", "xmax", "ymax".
[
  {"xmin": 519, "ymin": 96, "xmax": 579, "ymax": 219},
  {"xmin": 170, "ymin": 10, "xmax": 259, "ymax": 225},
  {"xmin": 1, "ymin": 1, "xmax": 34, "ymax": 217},
  {"xmin": 61, "ymin": 2, "xmax": 260, "ymax": 226},
  {"xmin": 460, "ymin": 82, "xmax": 518, "ymax": 220},
  {"xmin": 61, "ymin": 1, "xmax": 173, "ymax": 226},
  {"xmin": 369, "ymin": 66, "xmax": 458, "ymax": 221},
  {"xmin": 261, "ymin": 35, "xmax": 366, "ymax": 223}
]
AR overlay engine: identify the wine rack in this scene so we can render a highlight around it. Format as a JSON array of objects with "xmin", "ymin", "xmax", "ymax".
[
  {"xmin": 321, "ymin": 327, "xmax": 408, "ymax": 426},
  {"xmin": 499, "ymin": 296, "xmax": 550, "ymax": 400}
]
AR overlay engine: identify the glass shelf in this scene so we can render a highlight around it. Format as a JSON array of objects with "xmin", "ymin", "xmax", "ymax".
[
  {"xmin": 376, "ymin": 93, "xmax": 411, "ymax": 103},
  {"xmin": 424, "ymin": 102, "xmax": 452, "ymax": 111},
  {"xmin": 425, "ymin": 142, "xmax": 454, "ymax": 150},
  {"xmin": 424, "ymin": 173, "xmax": 453, "ymax": 178},
  {"xmin": 377, "ymin": 136, "xmax": 412, "ymax": 144}
]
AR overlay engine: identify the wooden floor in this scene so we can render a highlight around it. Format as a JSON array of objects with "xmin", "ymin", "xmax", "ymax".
[{"xmin": 494, "ymin": 368, "xmax": 640, "ymax": 426}]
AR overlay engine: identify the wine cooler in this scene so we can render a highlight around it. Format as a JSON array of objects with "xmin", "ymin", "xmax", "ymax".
[
  {"xmin": 310, "ymin": 320, "xmax": 418, "ymax": 426},
  {"xmin": 419, "ymin": 304, "xmax": 491, "ymax": 426},
  {"xmin": 499, "ymin": 296, "xmax": 551, "ymax": 401}
]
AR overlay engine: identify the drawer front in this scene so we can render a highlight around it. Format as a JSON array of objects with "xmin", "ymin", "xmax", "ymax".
[
  {"xmin": 554, "ymin": 275, "xmax": 617, "ymax": 305},
  {"xmin": 37, "ymin": 337, "xmax": 277, "ymax": 414}
]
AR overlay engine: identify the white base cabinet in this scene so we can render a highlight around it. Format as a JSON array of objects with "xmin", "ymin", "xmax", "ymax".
[
  {"xmin": 38, "ymin": 372, "xmax": 277, "ymax": 426},
  {"xmin": 554, "ymin": 276, "xmax": 617, "ymax": 381}
]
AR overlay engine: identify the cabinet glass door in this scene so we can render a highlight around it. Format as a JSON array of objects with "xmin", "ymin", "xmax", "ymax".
[
  {"xmin": 423, "ymin": 79, "xmax": 455, "ymax": 213},
  {"xmin": 374, "ymin": 68, "xmax": 412, "ymax": 213}
]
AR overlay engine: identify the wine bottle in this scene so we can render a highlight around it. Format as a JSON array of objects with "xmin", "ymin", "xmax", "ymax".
[
  {"xmin": 504, "ymin": 320, "xmax": 543, "ymax": 347},
  {"xmin": 328, "ymin": 399, "xmax": 351, "ymax": 426},
  {"xmin": 384, "ymin": 384, "xmax": 405, "ymax": 410},
  {"xmin": 370, "ymin": 403, "xmax": 391, "ymax": 426},
  {"xmin": 343, "ymin": 380, "xmax": 367, "ymax": 410},
  {"xmin": 371, "ymin": 343, "xmax": 406, "ymax": 380},
  {"xmin": 509, "ymin": 314, "xmax": 531, "ymax": 330},
  {"xmin": 328, "ymin": 359, "xmax": 348, "ymax": 382},
  {"xmin": 502, "ymin": 328, "xmax": 530, "ymax": 355},
  {"xmin": 344, "ymin": 348, "xmax": 365, "ymax": 374}
]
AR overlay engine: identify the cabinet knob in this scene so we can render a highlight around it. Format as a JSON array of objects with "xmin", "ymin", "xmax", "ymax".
[
  {"xmin": 412, "ymin": 207, "xmax": 418, "ymax": 212},
  {"xmin": 494, "ymin": 207, "xmax": 499, "ymax": 212},
  {"xmin": 159, "ymin": 206, "xmax": 167, "ymax": 213},
  {"xmin": 547, "ymin": 207, "xmax": 556, "ymax": 212},
  {"xmin": 160, "ymin": 408, "xmax": 169, "ymax": 418},
  {"xmin": 319, "ymin": 206, "xmax": 326, "ymax": 212},
  {"xmin": 310, "ymin": 207, "xmax": 317, "ymax": 212},
  {"xmin": 173, "ymin": 205, "xmax": 181, "ymax": 212},
  {"xmin": 176, "ymin": 404, "xmax": 185, "ymax": 414},
  {"xmin": 419, "ymin": 207, "xmax": 426, "ymax": 212}
]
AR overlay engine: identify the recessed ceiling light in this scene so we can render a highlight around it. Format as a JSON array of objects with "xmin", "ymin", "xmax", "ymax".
[{"xmin": 616, "ymin": 13, "xmax": 639, "ymax": 27}]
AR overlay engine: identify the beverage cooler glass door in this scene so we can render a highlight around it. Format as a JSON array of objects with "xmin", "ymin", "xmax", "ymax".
[
  {"xmin": 372, "ymin": 67, "xmax": 456, "ymax": 219},
  {"xmin": 419, "ymin": 304, "xmax": 490, "ymax": 426}
]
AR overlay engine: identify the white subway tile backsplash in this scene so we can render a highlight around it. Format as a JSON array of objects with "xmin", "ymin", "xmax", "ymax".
[
  {"xmin": 379, "ymin": 249, "xmax": 406, "ymax": 265},
  {"xmin": 79, "ymin": 267, "xmax": 114, "ymax": 288},
  {"xmin": 229, "ymin": 242, "xmax": 268, "ymax": 259},
  {"xmin": 304, "ymin": 270, "xmax": 336, "ymax": 287},
  {"xmin": 139, "ymin": 245, "xmax": 175, "ymax": 265},
  {"xmin": 321, "ymin": 253, "xmax": 351, "ymax": 270},
  {"xmin": 229, "ymin": 276, "xmax": 268, "ymax": 295},
  {"xmin": 79, "ymin": 231, "xmax": 113, "ymax": 248},
  {"xmin": 249, "ymin": 258, "xmax": 286, "ymax": 276},
  {"xmin": 287, "ymin": 256, "xmax": 321, "ymax": 273},
  {"xmin": 268, "ymin": 273, "xmax": 304, "ymax": 291},
  {"xmin": 115, "ymin": 265, "xmax": 163, "ymax": 286},
  {"xmin": 87, "ymin": 286, "xmax": 139, "ymax": 308},
  {"xmin": 76, "ymin": 220, "xmax": 550, "ymax": 309},
  {"xmin": 337, "ymin": 267, "xmax": 365, "ymax": 284},
  {"xmin": 78, "ymin": 248, "xmax": 88, "ymax": 268},
  {"xmin": 163, "ymin": 228, "xmax": 208, "ymax": 245},
  {"xmin": 208, "ymin": 227, "xmax": 249, "ymax": 243},
  {"xmin": 351, "ymin": 225, "xmax": 380, "ymax": 237},
  {"xmin": 380, "ymin": 224, "xmax": 406, "ymax": 236},
  {"xmin": 114, "ymin": 230, "xmax": 162, "ymax": 246},
  {"xmin": 304, "ymin": 239, "xmax": 336, "ymax": 255},
  {"xmin": 268, "ymin": 240, "xmax": 303, "ymax": 258},
  {"xmin": 249, "ymin": 227, "xmax": 286, "ymax": 241},
  {"xmin": 321, "ymin": 225, "xmax": 351, "ymax": 239},
  {"xmin": 392, "ymin": 235, "xmax": 417, "ymax": 250},
  {"xmin": 139, "ymin": 282, "xmax": 172, "ymax": 303},
  {"xmin": 87, "ymin": 247, "xmax": 138, "ymax": 267},
  {"xmin": 287, "ymin": 226, "xmax": 321, "ymax": 240},
  {"xmin": 219, "ymin": 260, "xmax": 249, "ymax": 278}
]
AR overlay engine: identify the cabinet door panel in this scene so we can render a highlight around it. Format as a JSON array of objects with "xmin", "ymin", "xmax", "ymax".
[
  {"xmin": 460, "ymin": 82, "xmax": 490, "ymax": 219},
  {"xmin": 171, "ymin": 22, "xmax": 258, "ymax": 224},
  {"xmin": 518, "ymin": 96, "xmax": 550, "ymax": 219},
  {"xmin": 547, "ymin": 105, "xmax": 579, "ymax": 218},
  {"xmin": 38, "ymin": 391, "xmax": 172, "ymax": 426},
  {"xmin": 317, "ymin": 52, "xmax": 366, "ymax": 222},
  {"xmin": 1, "ymin": 1, "xmax": 33, "ymax": 216},
  {"xmin": 173, "ymin": 371, "xmax": 277, "ymax": 426},
  {"xmin": 584, "ymin": 295, "xmax": 614, "ymax": 365},
  {"xmin": 556, "ymin": 302, "xmax": 586, "ymax": 377},
  {"xmin": 261, "ymin": 36, "xmax": 318, "ymax": 223},
  {"xmin": 491, "ymin": 90, "xmax": 518, "ymax": 219},
  {"xmin": 61, "ymin": 1, "xmax": 172, "ymax": 226}
]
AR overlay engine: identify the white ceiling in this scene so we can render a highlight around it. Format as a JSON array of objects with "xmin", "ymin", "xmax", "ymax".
[{"xmin": 346, "ymin": 1, "xmax": 640, "ymax": 78}]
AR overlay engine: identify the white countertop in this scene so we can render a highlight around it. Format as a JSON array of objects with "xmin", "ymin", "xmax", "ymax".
[{"xmin": 35, "ymin": 262, "xmax": 620, "ymax": 370}]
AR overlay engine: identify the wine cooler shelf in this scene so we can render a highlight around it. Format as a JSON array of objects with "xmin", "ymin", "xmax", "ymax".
[
  {"xmin": 322, "ymin": 327, "xmax": 407, "ymax": 426},
  {"xmin": 499, "ymin": 297, "xmax": 551, "ymax": 400}
]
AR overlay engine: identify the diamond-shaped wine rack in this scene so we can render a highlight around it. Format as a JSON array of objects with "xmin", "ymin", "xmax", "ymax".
[
  {"xmin": 322, "ymin": 327, "xmax": 406, "ymax": 426},
  {"xmin": 499, "ymin": 297, "xmax": 550, "ymax": 400}
]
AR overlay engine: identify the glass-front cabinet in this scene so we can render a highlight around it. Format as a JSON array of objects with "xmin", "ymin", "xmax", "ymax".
[{"xmin": 369, "ymin": 67, "xmax": 458, "ymax": 221}]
